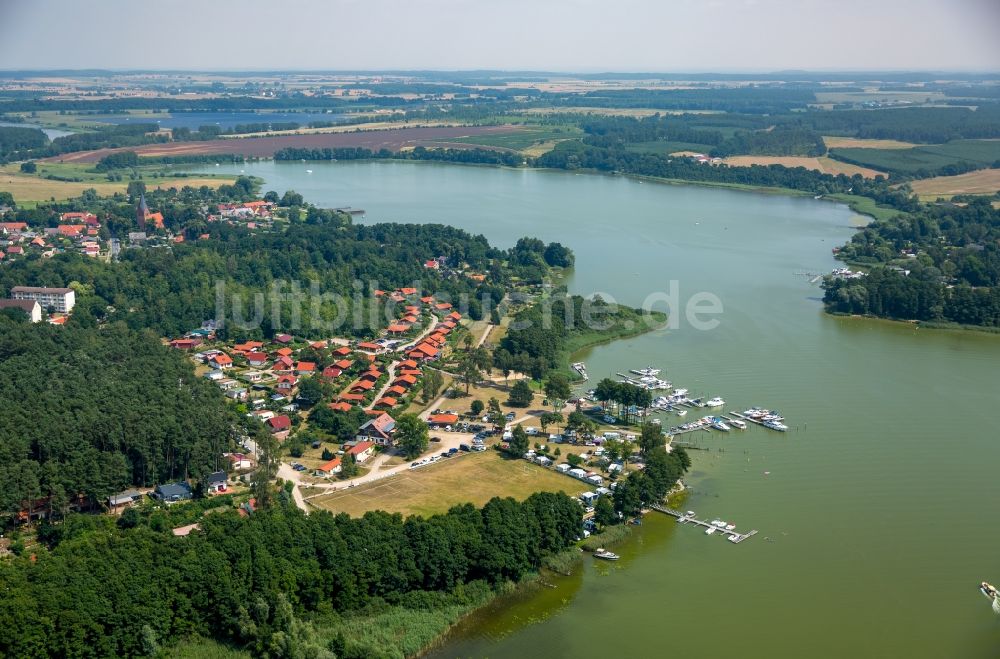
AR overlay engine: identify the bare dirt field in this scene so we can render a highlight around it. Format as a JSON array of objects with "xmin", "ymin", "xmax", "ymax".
[
  {"xmin": 44, "ymin": 126, "xmax": 528, "ymax": 164},
  {"xmin": 910, "ymin": 168, "xmax": 1000, "ymax": 199},
  {"xmin": 722, "ymin": 155, "xmax": 884, "ymax": 178},
  {"xmin": 822, "ymin": 136, "xmax": 920, "ymax": 150}
]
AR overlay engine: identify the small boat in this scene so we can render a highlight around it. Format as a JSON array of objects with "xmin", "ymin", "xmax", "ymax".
[
  {"xmin": 705, "ymin": 397, "xmax": 725, "ymax": 408},
  {"xmin": 764, "ymin": 420, "xmax": 789, "ymax": 432},
  {"xmin": 728, "ymin": 534, "xmax": 740, "ymax": 542},
  {"xmin": 686, "ymin": 511, "xmax": 696, "ymax": 517},
  {"xmin": 305, "ymin": 169, "xmax": 313, "ymax": 174},
  {"xmin": 630, "ymin": 367, "xmax": 661, "ymax": 377},
  {"xmin": 711, "ymin": 417, "xmax": 731, "ymax": 432},
  {"xmin": 725, "ymin": 524, "xmax": 736, "ymax": 531},
  {"xmin": 705, "ymin": 527, "xmax": 716, "ymax": 535},
  {"xmin": 730, "ymin": 419, "xmax": 747, "ymax": 430},
  {"xmin": 676, "ymin": 409, "xmax": 687, "ymax": 417},
  {"xmin": 981, "ymin": 581, "xmax": 999, "ymax": 601},
  {"xmin": 593, "ymin": 548, "xmax": 620, "ymax": 560}
]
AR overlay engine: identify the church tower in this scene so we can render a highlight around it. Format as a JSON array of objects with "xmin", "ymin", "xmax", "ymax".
[{"xmin": 136, "ymin": 193, "xmax": 149, "ymax": 231}]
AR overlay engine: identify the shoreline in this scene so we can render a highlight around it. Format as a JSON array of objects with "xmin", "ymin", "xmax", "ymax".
[{"xmin": 825, "ymin": 310, "xmax": 1000, "ymax": 335}]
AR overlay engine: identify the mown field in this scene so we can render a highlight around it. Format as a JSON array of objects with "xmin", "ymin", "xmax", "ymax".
[
  {"xmin": 0, "ymin": 167, "xmax": 235, "ymax": 204},
  {"xmin": 311, "ymin": 450, "xmax": 586, "ymax": 518},
  {"xmin": 829, "ymin": 139, "xmax": 1000, "ymax": 174},
  {"xmin": 909, "ymin": 168, "xmax": 1000, "ymax": 199},
  {"xmin": 722, "ymin": 155, "xmax": 884, "ymax": 178},
  {"xmin": 822, "ymin": 136, "xmax": 919, "ymax": 150}
]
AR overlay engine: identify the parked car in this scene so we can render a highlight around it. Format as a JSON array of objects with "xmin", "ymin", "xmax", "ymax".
[
  {"xmin": 459, "ymin": 444, "xmax": 471, "ymax": 452},
  {"xmin": 431, "ymin": 436, "xmax": 441, "ymax": 443},
  {"xmin": 439, "ymin": 451, "xmax": 450, "ymax": 458},
  {"xmin": 448, "ymin": 447, "xmax": 458, "ymax": 454}
]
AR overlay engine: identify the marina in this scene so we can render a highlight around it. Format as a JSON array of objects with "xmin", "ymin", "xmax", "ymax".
[{"xmin": 650, "ymin": 504, "xmax": 758, "ymax": 544}]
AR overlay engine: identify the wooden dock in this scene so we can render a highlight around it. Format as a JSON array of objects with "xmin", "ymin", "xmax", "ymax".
[{"xmin": 649, "ymin": 504, "xmax": 758, "ymax": 544}]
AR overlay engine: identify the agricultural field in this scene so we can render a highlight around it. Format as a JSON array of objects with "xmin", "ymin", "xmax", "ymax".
[
  {"xmin": 822, "ymin": 136, "xmax": 919, "ymax": 150},
  {"xmin": 41, "ymin": 125, "xmax": 530, "ymax": 163},
  {"xmin": 829, "ymin": 139, "xmax": 1000, "ymax": 175},
  {"xmin": 813, "ymin": 90, "xmax": 948, "ymax": 105},
  {"xmin": 311, "ymin": 450, "xmax": 586, "ymax": 518},
  {"xmin": 627, "ymin": 140, "xmax": 716, "ymax": 156},
  {"xmin": 440, "ymin": 125, "xmax": 582, "ymax": 153},
  {"xmin": 721, "ymin": 155, "xmax": 884, "ymax": 178},
  {"xmin": 0, "ymin": 168, "xmax": 235, "ymax": 204},
  {"xmin": 909, "ymin": 168, "xmax": 1000, "ymax": 199}
]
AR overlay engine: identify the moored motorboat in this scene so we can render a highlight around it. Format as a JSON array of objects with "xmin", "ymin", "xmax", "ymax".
[
  {"xmin": 730, "ymin": 419, "xmax": 747, "ymax": 430},
  {"xmin": 705, "ymin": 526, "xmax": 716, "ymax": 535},
  {"xmin": 705, "ymin": 397, "xmax": 725, "ymax": 408},
  {"xmin": 981, "ymin": 581, "xmax": 999, "ymax": 601},
  {"xmin": 593, "ymin": 548, "xmax": 620, "ymax": 560}
]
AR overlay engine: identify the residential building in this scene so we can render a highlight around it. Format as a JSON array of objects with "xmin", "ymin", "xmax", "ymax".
[
  {"xmin": 315, "ymin": 457, "xmax": 342, "ymax": 477},
  {"xmin": 10, "ymin": 286, "xmax": 76, "ymax": 313},
  {"xmin": 203, "ymin": 471, "xmax": 228, "ymax": 493},
  {"xmin": 153, "ymin": 482, "xmax": 193, "ymax": 503},
  {"xmin": 108, "ymin": 489, "xmax": 143, "ymax": 511},
  {"xmin": 0, "ymin": 299, "xmax": 42, "ymax": 323},
  {"xmin": 346, "ymin": 441, "xmax": 376, "ymax": 463}
]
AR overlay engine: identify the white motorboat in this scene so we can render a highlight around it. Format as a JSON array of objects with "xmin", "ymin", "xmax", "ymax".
[
  {"xmin": 593, "ymin": 548, "xmax": 620, "ymax": 561},
  {"xmin": 705, "ymin": 526, "xmax": 716, "ymax": 535},
  {"xmin": 630, "ymin": 367, "xmax": 661, "ymax": 377},
  {"xmin": 711, "ymin": 417, "xmax": 731, "ymax": 432},
  {"xmin": 676, "ymin": 409, "xmax": 687, "ymax": 417},
  {"xmin": 725, "ymin": 524, "xmax": 736, "ymax": 531},
  {"xmin": 705, "ymin": 397, "xmax": 725, "ymax": 408},
  {"xmin": 730, "ymin": 419, "xmax": 747, "ymax": 430},
  {"xmin": 764, "ymin": 420, "xmax": 789, "ymax": 432}
]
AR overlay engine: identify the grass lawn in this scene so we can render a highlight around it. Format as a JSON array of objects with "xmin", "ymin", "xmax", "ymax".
[
  {"xmin": 310, "ymin": 450, "xmax": 587, "ymax": 518},
  {"xmin": 823, "ymin": 193, "xmax": 908, "ymax": 222}
]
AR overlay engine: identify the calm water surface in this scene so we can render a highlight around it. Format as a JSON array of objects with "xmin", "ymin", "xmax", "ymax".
[{"xmin": 201, "ymin": 160, "xmax": 1000, "ymax": 659}]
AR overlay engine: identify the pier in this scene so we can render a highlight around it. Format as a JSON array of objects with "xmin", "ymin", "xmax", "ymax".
[{"xmin": 649, "ymin": 504, "xmax": 758, "ymax": 544}]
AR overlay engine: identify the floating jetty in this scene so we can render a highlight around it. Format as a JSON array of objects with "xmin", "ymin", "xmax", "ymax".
[
  {"xmin": 572, "ymin": 362, "xmax": 589, "ymax": 381},
  {"xmin": 650, "ymin": 504, "xmax": 758, "ymax": 544}
]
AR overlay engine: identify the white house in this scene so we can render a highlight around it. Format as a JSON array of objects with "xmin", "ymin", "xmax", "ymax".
[
  {"xmin": 536, "ymin": 455, "xmax": 553, "ymax": 467},
  {"xmin": 10, "ymin": 286, "xmax": 75, "ymax": 313},
  {"xmin": 587, "ymin": 474, "xmax": 603, "ymax": 486},
  {"xmin": 556, "ymin": 463, "xmax": 571, "ymax": 473},
  {"xmin": 568, "ymin": 467, "xmax": 588, "ymax": 479},
  {"xmin": 0, "ymin": 299, "xmax": 42, "ymax": 322}
]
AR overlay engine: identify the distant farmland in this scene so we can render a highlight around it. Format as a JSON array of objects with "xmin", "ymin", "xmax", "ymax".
[
  {"xmin": 43, "ymin": 125, "xmax": 528, "ymax": 164},
  {"xmin": 829, "ymin": 140, "xmax": 1000, "ymax": 175},
  {"xmin": 910, "ymin": 168, "xmax": 1000, "ymax": 199}
]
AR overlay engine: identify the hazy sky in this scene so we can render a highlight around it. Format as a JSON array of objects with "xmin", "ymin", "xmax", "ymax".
[{"xmin": 1, "ymin": 0, "xmax": 998, "ymax": 72}]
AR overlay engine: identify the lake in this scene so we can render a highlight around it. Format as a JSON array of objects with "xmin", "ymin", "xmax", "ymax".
[
  {"xmin": 199, "ymin": 160, "xmax": 1000, "ymax": 658},
  {"xmin": 0, "ymin": 120, "xmax": 73, "ymax": 140}
]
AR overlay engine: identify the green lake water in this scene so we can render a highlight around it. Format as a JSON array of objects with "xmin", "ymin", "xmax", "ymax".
[{"xmin": 200, "ymin": 160, "xmax": 1000, "ymax": 658}]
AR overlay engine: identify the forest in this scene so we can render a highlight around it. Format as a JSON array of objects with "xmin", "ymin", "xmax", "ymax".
[
  {"xmin": 823, "ymin": 198, "xmax": 1000, "ymax": 326},
  {"xmin": 494, "ymin": 292, "xmax": 656, "ymax": 380},
  {"xmin": 274, "ymin": 145, "xmax": 524, "ymax": 167},
  {"xmin": 0, "ymin": 319, "xmax": 238, "ymax": 518},
  {"xmin": 0, "ymin": 493, "xmax": 583, "ymax": 658}
]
